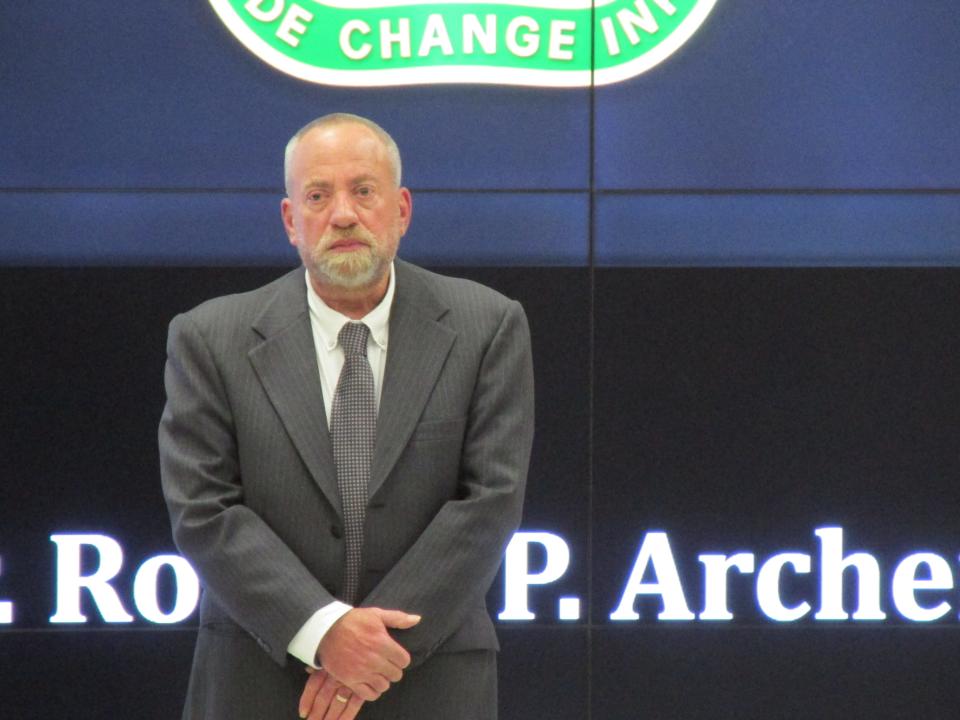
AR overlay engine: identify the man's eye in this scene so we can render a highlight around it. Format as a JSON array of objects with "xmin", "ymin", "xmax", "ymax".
[{"xmin": 356, "ymin": 187, "xmax": 373, "ymax": 197}]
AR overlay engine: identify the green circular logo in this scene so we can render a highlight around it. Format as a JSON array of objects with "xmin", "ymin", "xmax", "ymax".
[{"xmin": 210, "ymin": 0, "xmax": 719, "ymax": 87}]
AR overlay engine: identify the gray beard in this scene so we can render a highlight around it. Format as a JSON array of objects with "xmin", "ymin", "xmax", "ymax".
[{"xmin": 308, "ymin": 247, "xmax": 390, "ymax": 290}]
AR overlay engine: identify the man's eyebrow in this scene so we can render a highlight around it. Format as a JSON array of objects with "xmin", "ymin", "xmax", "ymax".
[
  {"xmin": 302, "ymin": 176, "xmax": 381, "ymax": 190},
  {"xmin": 351, "ymin": 174, "xmax": 380, "ymax": 186}
]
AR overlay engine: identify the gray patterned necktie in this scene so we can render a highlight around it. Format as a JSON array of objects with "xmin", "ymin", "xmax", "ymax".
[{"xmin": 330, "ymin": 322, "xmax": 376, "ymax": 604}]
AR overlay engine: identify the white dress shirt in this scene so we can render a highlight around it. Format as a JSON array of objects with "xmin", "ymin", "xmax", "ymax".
[{"xmin": 286, "ymin": 263, "xmax": 396, "ymax": 667}]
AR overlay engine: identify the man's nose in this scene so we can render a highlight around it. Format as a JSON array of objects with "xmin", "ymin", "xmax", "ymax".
[{"xmin": 330, "ymin": 192, "xmax": 358, "ymax": 228}]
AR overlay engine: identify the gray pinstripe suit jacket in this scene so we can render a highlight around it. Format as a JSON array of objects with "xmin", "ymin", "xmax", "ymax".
[{"xmin": 159, "ymin": 259, "xmax": 534, "ymax": 718}]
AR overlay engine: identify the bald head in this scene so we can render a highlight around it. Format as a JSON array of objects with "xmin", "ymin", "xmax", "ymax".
[{"xmin": 284, "ymin": 113, "xmax": 402, "ymax": 195}]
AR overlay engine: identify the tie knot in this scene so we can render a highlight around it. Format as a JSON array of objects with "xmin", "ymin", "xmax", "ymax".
[{"xmin": 338, "ymin": 322, "xmax": 370, "ymax": 358}]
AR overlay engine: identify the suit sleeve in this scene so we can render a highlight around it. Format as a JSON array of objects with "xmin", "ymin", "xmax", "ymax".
[
  {"xmin": 159, "ymin": 312, "xmax": 334, "ymax": 666},
  {"xmin": 361, "ymin": 299, "xmax": 534, "ymax": 665}
]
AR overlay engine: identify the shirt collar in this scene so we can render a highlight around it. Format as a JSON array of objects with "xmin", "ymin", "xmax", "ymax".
[{"xmin": 305, "ymin": 262, "xmax": 394, "ymax": 352}]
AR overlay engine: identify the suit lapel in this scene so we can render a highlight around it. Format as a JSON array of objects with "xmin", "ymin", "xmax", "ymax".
[
  {"xmin": 372, "ymin": 261, "xmax": 455, "ymax": 498},
  {"xmin": 244, "ymin": 263, "xmax": 454, "ymax": 510},
  {"xmin": 247, "ymin": 269, "xmax": 341, "ymax": 513}
]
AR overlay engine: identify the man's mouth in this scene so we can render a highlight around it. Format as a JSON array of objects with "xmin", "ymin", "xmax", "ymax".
[{"xmin": 327, "ymin": 237, "xmax": 370, "ymax": 251}]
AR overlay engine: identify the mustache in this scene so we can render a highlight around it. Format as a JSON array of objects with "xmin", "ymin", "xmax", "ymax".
[{"xmin": 322, "ymin": 227, "xmax": 377, "ymax": 246}]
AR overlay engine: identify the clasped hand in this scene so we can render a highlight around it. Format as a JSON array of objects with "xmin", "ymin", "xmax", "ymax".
[{"xmin": 299, "ymin": 607, "xmax": 421, "ymax": 720}]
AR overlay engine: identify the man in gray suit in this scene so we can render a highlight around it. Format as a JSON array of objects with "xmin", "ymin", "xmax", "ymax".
[{"xmin": 159, "ymin": 113, "xmax": 534, "ymax": 719}]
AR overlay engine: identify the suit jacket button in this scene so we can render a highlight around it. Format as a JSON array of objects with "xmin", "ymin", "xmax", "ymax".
[{"xmin": 330, "ymin": 525, "xmax": 343, "ymax": 539}]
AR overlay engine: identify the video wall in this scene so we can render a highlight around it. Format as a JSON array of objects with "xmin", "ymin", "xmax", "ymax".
[{"xmin": 2, "ymin": 2, "xmax": 959, "ymax": 718}]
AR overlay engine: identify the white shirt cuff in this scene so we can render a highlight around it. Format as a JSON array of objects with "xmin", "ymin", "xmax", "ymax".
[{"xmin": 287, "ymin": 601, "xmax": 353, "ymax": 668}]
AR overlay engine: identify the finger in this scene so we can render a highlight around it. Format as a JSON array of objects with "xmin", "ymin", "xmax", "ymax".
[
  {"xmin": 310, "ymin": 676, "xmax": 341, "ymax": 720},
  {"xmin": 299, "ymin": 668, "xmax": 328, "ymax": 718},
  {"xmin": 341, "ymin": 695, "xmax": 365, "ymax": 720},
  {"xmin": 356, "ymin": 616, "xmax": 412, "ymax": 671},
  {"xmin": 322, "ymin": 687, "xmax": 357, "ymax": 720},
  {"xmin": 372, "ymin": 608, "xmax": 421, "ymax": 630},
  {"xmin": 381, "ymin": 663, "xmax": 403, "ymax": 684},
  {"xmin": 367, "ymin": 673, "xmax": 390, "ymax": 695},
  {"xmin": 379, "ymin": 639, "xmax": 412, "ymax": 671},
  {"xmin": 350, "ymin": 681, "xmax": 382, "ymax": 702},
  {"xmin": 334, "ymin": 662, "xmax": 400, "ymax": 694}
]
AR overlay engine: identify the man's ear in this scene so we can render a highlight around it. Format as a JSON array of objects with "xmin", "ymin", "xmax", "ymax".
[
  {"xmin": 398, "ymin": 187, "xmax": 413, "ymax": 235},
  {"xmin": 281, "ymin": 197, "xmax": 297, "ymax": 246}
]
